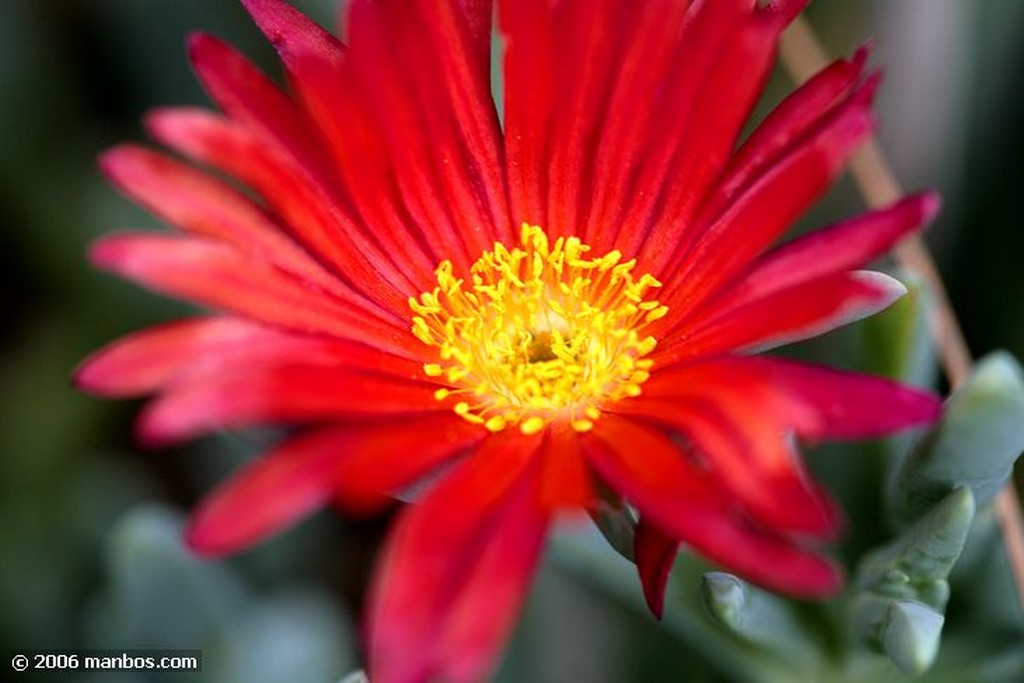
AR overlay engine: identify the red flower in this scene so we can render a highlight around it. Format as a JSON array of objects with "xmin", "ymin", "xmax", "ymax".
[{"xmin": 77, "ymin": 0, "xmax": 943, "ymax": 680}]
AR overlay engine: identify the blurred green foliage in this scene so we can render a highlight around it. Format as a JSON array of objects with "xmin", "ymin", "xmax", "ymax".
[{"xmin": 1, "ymin": 1, "xmax": 1023, "ymax": 681}]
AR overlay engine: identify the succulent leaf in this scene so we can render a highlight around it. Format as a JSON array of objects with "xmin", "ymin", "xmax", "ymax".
[
  {"xmin": 890, "ymin": 351, "xmax": 1024, "ymax": 525},
  {"xmin": 858, "ymin": 273, "xmax": 934, "ymax": 387},
  {"xmin": 702, "ymin": 572, "xmax": 820, "ymax": 663},
  {"xmin": 881, "ymin": 599, "xmax": 945, "ymax": 675},
  {"xmin": 849, "ymin": 487, "xmax": 975, "ymax": 675}
]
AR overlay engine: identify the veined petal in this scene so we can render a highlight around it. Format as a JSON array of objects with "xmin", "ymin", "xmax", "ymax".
[
  {"xmin": 435, "ymin": 477, "xmax": 547, "ymax": 683},
  {"xmin": 90, "ymin": 233, "xmax": 418, "ymax": 358},
  {"xmin": 74, "ymin": 317, "xmax": 425, "ymax": 398},
  {"xmin": 352, "ymin": 0, "xmax": 507, "ymax": 253},
  {"xmin": 642, "ymin": 355, "xmax": 941, "ymax": 441},
  {"xmin": 500, "ymin": 0, "xmax": 557, "ymax": 226},
  {"xmin": 612, "ymin": 396, "xmax": 838, "ymax": 537},
  {"xmin": 659, "ymin": 83, "xmax": 877, "ymax": 308},
  {"xmin": 537, "ymin": 424, "xmax": 593, "ymax": 510},
  {"xmin": 384, "ymin": 0, "xmax": 508, "ymax": 240},
  {"xmin": 272, "ymin": 51, "xmax": 447, "ymax": 279},
  {"xmin": 690, "ymin": 193, "xmax": 940, "ymax": 320},
  {"xmin": 146, "ymin": 107, "xmax": 424, "ymax": 308},
  {"xmin": 98, "ymin": 145, "xmax": 372, "ymax": 309},
  {"xmin": 616, "ymin": 3, "xmax": 786, "ymax": 258},
  {"xmin": 186, "ymin": 427, "xmax": 351, "ymax": 556},
  {"xmin": 621, "ymin": 359, "xmax": 839, "ymax": 536},
  {"xmin": 634, "ymin": 516, "xmax": 680, "ymax": 619},
  {"xmin": 344, "ymin": 0, "xmax": 499, "ymax": 265},
  {"xmin": 187, "ymin": 32, "xmax": 335, "ymax": 185},
  {"xmin": 593, "ymin": 0, "xmax": 745, "ymax": 250},
  {"xmin": 187, "ymin": 415, "xmax": 483, "ymax": 555},
  {"xmin": 240, "ymin": 0, "xmax": 346, "ymax": 67},
  {"xmin": 333, "ymin": 414, "xmax": 487, "ymax": 513},
  {"xmin": 369, "ymin": 434, "xmax": 547, "ymax": 683},
  {"xmin": 238, "ymin": 0, "xmax": 465, "ymax": 271},
  {"xmin": 705, "ymin": 48, "xmax": 871, "ymax": 219},
  {"xmin": 585, "ymin": 415, "xmax": 842, "ymax": 597},
  {"xmin": 137, "ymin": 364, "xmax": 440, "ymax": 446},
  {"xmin": 74, "ymin": 318, "xmax": 267, "ymax": 396},
  {"xmin": 453, "ymin": 0, "xmax": 494, "ymax": 69},
  {"xmin": 660, "ymin": 270, "xmax": 906, "ymax": 360},
  {"xmin": 543, "ymin": 0, "xmax": 627, "ymax": 237},
  {"xmin": 748, "ymin": 357, "xmax": 943, "ymax": 440},
  {"xmin": 583, "ymin": 0, "xmax": 692, "ymax": 247}
]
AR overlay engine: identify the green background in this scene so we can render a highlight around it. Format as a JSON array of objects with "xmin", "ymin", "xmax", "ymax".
[{"xmin": 1, "ymin": 1, "xmax": 1022, "ymax": 680}]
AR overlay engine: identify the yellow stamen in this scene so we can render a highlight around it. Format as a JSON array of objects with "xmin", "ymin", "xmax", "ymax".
[{"xmin": 410, "ymin": 224, "xmax": 664, "ymax": 434}]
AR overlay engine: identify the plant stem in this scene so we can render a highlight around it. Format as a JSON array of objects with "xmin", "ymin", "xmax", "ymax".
[{"xmin": 779, "ymin": 16, "xmax": 1024, "ymax": 616}]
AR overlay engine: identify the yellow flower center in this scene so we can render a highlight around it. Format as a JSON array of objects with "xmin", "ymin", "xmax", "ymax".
[{"xmin": 410, "ymin": 225, "xmax": 666, "ymax": 435}]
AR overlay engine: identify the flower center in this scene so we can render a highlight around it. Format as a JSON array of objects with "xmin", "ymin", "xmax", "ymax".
[{"xmin": 410, "ymin": 225, "xmax": 666, "ymax": 435}]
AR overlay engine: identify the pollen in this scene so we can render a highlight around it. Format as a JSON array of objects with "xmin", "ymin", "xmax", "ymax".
[{"xmin": 409, "ymin": 224, "xmax": 666, "ymax": 434}]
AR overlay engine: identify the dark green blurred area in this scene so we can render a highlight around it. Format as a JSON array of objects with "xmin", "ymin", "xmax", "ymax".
[{"xmin": 0, "ymin": 1, "xmax": 1022, "ymax": 681}]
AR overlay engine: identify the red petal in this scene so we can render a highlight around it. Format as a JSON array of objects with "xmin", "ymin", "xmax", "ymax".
[
  {"xmin": 500, "ymin": 0, "xmax": 556, "ymax": 225},
  {"xmin": 761, "ymin": 0, "xmax": 811, "ymax": 22},
  {"xmin": 543, "ymin": 0, "xmax": 627, "ymax": 237},
  {"xmin": 583, "ymin": 0, "xmax": 691, "ymax": 247},
  {"xmin": 660, "ymin": 270, "xmax": 906, "ymax": 361},
  {"xmin": 537, "ymin": 425, "xmax": 593, "ymax": 510},
  {"xmin": 706, "ymin": 48, "xmax": 870, "ymax": 219},
  {"xmin": 696, "ymin": 193, "xmax": 939, "ymax": 319},
  {"xmin": 585, "ymin": 415, "xmax": 842, "ymax": 597},
  {"xmin": 186, "ymin": 428, "xmax": 351, "ymax": 555},
  {"xmin": 453, "ymin": 0, "xmax": 494, "ymax": 70},
  {"xmin": 75, "ymin": 318, "xmax": 261, "ymax": 396},
  {"xmin": 634, "ymin": 517, "xmax": 679, "ymax": 619},
  {"xmin": 186, "ymin": 415, "xmax": 481, "ymax": 556},
  {"xmin": 98, "ymin": 146, "xmax": 369, "ymax": 308},
  {"xmin": 344, "ymin": 0, "xmax": 500, "ymax": 264},
  {"xmin": 242, "ymin": 0, "xmax": 445, "ymax": 261},
  {"xmin": 146, "ymin": 107, "xmax": 422, "ymax": 310},
  {"xmin": 613, "ymin": 395, "xmax": 838, "ymax": 537},
  {"xmin": 137, "ymin": 364, "xmax": 439, "ymax": 446},
  {"xmin": 240, "ymin": 0, "xmax": 346, "ymax": 67},
  {"xmin": 76, "ymin": 317, "xmax": 425, "ymax": 399},
  {"xmin": 616, "ymin": 5, "xmax": 785, "ymax": 258},
  {"xmin": 333, "ymin": 414, "xmax": 487, "ymax": 513},
  {"xmin": 368, "ymin": 433, "xmax": 547, "ymax": 682},
  {"xmin": 642, "ymin": 355, "xmax": 941, "ymax": 441},
  {"xmin": 383, "ymin": 0, "xmax": 508, "ymax": 241},
  {"xmin": 754, "ymin": 357, "xmax": 943, "ymax": 440},
  {"xmin": 659, "ymin": 86, "xmax": 876, "ymax": 308},
  {"xmin": 90, "ymin": 233, "xmax": 417, "ymax": 358},
  {"xmin": 187, "ymin": 32, "xmax": 334, "ymax": 183},
  {"xmin": 622, "ymin": 359, "xmax": 839, "ymax": 535}
]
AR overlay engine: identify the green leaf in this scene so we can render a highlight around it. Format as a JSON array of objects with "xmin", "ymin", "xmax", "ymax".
[
  {"xmin": 94, "ymin": 505, "xmax": 245, "ymax": 645},
  {"xmin": 849, "ymin": 487, "xmax": 974, "ymax": 675},
  {"xmin": 890, "ymin": 351, "xmax": 1024, "ymax": 525},
  {"xmin": 858, "ymin": 273, "xmax": 934, "ymax": 387},
  {"xmin": 881, "ymin": 599, "xmax": 945, "ymax": 675},
  {"xmin": 857, "ymin": 486, "xmax": 975, "ymax": 611},
  {"xmin": 701, "ymin": 572, "xmax": 820, "ymax": 663},
  {"xmin": 588, "ymin": 496, "xmax": 637, "ymax": 562},
  {"xmin": 550, "ymin": 531, "xmax": 807, "ymax": 683},
  {"xmin": 87, "ymin": 506, "xmax": 355, "ymax": 682}
]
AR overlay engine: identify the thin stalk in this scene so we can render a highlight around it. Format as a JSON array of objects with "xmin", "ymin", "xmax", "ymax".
[{"xmin": 779, "ymin": 16, "xmax": 1024, "ymax": 615}]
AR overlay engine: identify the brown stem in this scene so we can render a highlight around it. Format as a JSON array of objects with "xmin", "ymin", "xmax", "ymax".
[{"xmin": 779, "ymin": 17, "xmax": 1024, "ymax": 614}]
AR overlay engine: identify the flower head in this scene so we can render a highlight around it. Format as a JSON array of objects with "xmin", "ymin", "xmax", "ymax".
[
  {"xmin": 77, "ymin": 0, "xmax": 943, "ymax": 680},
  {"xmin": 412, "ymin": 224, "xmax": 665, "ymax": 433}
]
